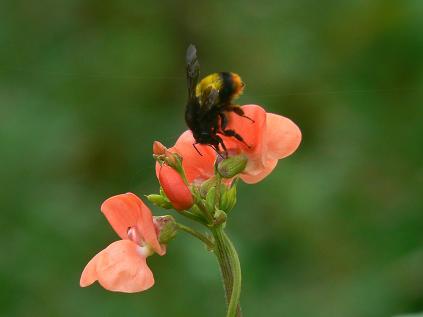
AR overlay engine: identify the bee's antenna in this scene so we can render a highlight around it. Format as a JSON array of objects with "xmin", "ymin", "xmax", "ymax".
[
  {"xmin": 243, "ymin": 115, "xmax": 255, "ymax": 123},
  {"xmin": 192, "ymin": 143, "xmax": 203, "ymax": 156},
  {"xmin": 207, "ymin": 144, "xmax": 226, "ymax": 159}
]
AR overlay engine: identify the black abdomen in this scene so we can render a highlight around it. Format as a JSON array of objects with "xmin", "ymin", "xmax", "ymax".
[{"xmin": 219, "ymin": 72, "xmax": 234, "ymax": 104}]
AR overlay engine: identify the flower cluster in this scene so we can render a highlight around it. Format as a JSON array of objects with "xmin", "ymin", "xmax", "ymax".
[{"xmin": 80, "ymin": 104, "xmax": 301, "ymax": 293}]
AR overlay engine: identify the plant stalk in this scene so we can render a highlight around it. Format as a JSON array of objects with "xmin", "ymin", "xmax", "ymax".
[
  {"xmin": 177, "ymin": 223, "xmax": 214, "ymax": 249},
  {"xmin": 212, "ymin": 226, "xmax": 242, "ymax": 317}
]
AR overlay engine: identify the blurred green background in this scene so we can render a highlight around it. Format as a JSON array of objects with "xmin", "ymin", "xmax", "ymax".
[{"xmin": 1, "ymin": 1, "xmax": 423, "ymax": 316}]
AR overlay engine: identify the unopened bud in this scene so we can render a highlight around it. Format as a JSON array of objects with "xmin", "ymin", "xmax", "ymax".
[
  {"xmin": 213, "ymin": 209, "xmax": 227, "ymax": 225},
  {"xmin": 159, "ymin": 165, "xmax": 194, "ymax": 211},
  {"xmin": 152, "ymin": 141, "xmax": 183, "ymax": 171},
  {"xmin": 217, "ymin": 155, "xmax": 248, "ymax": 178},
  {"xmin": 153, "ymin": 141, "xmax": 168, "ymax": 156},
  {"xmin": 205, "ymin": 186, "xmax": 216, "ymax": 212},
  {"xmin": 154, "ymin": 215, "xmax": 178, "ymax": 244},
  {"xmin": 146, "ymin": 194, "xmax": 173, "ymax": 209},
  {"xmin": 165, "ymin": 153, "xmax": 183, "ymax": 169},
  {"xmin": 220, "ymin": 185, "xmax": 237, "ymax": 212}
]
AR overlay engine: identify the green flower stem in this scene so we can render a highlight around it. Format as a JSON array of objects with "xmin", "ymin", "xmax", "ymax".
[
  {"xmin": 212, "ymin": 226, "xmax": 242, "ymax": 317},
  {"xmin": 195, "ymin": 200, "xmax": 214, "ymax": 224},
  {"xmin": 176, "ymin": 223, "xmax": 214, "ymax": 249},
  {"xmin": 179, "ymin": 210, "xmax": 208, "ymax": 225}
]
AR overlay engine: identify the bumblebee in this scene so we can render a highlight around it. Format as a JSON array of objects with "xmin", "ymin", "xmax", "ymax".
[{"xmin": 185, "ymin": 45, "xmax": 253, "ymax": 156}]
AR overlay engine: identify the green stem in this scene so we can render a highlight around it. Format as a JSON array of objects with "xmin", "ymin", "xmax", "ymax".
[
  {"xmin": 212, "ymin": 226, "xmax": 242, "ymax": 317},
  {"xmin": 196, "ymin": 200, "xmax": 214, "ymax": 224},
  {"xmin": 179, "ymin": 210, "xmax": 208, "ymax": 225},
  {"xmin": 177, "ymin": 223, "xmax": 214, "ymax": 249}
]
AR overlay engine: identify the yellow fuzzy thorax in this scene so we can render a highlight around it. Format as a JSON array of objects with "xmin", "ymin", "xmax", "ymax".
[
  {"xmin": 195, "ymin": 72, "xmax": 244, "ymax": 102},
  {"xmin": 195, "ymin": 73, "xmax": 222, "ymax": 99}
]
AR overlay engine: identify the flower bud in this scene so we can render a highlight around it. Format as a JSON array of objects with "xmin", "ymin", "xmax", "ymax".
[
  {"xmin": 220, "ymin": 185, "xmax": 237, "ymax": 212},
  {"xmin": 152, "ymin": 141, "xmax": 183, "ymax": 172},
  {"xmin": 205, "ymin": 186, "xmax": 216, "ymax": 212},
  {"xmin": 217, "ymin": 154, "xmax": 248, "ymax": 178},
  {"xmin": 213, "ymin": 209, "xmax": 227, "ymax": 225},
  {"xmin": 154, "ymin": 215, "xmax": 178, "ymax": 244},
  {"xmin": 146, "ymin": 194, "xmax": 173, "ymax": 209},
  {"xmin": 158, "ymin": 165, "xmax": 194, "ymax": 211},
  {"xmin": 153, "ymin": 141, "xmax": 168, "ymax": 156},
  {"xmin": 164, "ymin": 152, "xmax": 183, "ymax": 170}
]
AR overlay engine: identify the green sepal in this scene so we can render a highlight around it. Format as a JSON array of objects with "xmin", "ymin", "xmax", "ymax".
[
  {"xmin": 199, "ymin": 176, "xmax": 217, "ymax": 198},
  {"xmin": 220, "ymin": 185, "xmax": 237, "ymax": 213},
  {"xmin": 146, "ymin": 194, "xmax": 173, "ymax": 209},
  {"xmin": 154, "ymin": 215, "xmax": 178, "ymax": 244},
  {"xmin": 205, "ymin": 186, "xmax": 216, "ymax": 213},
  {"xmin": 217, "ymin": 154, "xmax": 248, "ymax": 178},
  {"xmin": 189, "ymin": 204, "xmax": 203, "ymax": 216}
]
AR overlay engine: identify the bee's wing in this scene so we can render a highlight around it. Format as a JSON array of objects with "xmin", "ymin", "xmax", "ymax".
[
  {"xmin": 186, "ymin": 44, "xmax": 200, "ymax": 101},
  {"xmin": 199, "ymin": 87, "xmax": 219, "ymax": 118}
]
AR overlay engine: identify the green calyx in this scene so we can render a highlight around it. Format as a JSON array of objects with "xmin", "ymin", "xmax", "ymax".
[
  {"xmin": 205, "ymin": 186, "xmax": 217, "ymax": 212},
  {"xmin": 217, "ymin": 155, "xmax": 248, "ymax": 178},
  {"xmin": 146, "ymin": 193, "xmax": 173, "ymax": 209},
  {"xmin": 220, "ymin": 184, "xmax": 237, "ymax": 213},
  {"xmin": 213, "ymin": 209, "xmax": 227, "ymax": 225},
  {"xmin": 154, "ymin": 150, "xmax": 188, "ymax": 185},
  {"xmin": 200, "ymin": 176, "xmax": 217, "ymax": 197},
  {"xmin": 154, "ymin": 215, "xmax": 178, "ymax": 244}
]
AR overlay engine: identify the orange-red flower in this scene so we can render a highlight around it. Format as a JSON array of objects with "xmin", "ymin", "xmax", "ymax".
[
  {"xmin": 80, "ymin": 193, "xmax": 165, "ymax": 293},
  {"xmin": 166, "ymin": 105, "xmax": 301, "ymax": 184},
  {"xmin": 158, "ymin": 164, "xmax": 194, "ymax": 211}
]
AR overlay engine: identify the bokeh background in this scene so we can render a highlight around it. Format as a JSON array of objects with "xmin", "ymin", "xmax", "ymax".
[{"xmin": 1, "ymin": 1, "xmax": 423, "ymax": 316}]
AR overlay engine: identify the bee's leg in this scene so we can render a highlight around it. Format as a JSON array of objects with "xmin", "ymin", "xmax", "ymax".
[
  {"xmin": 192, "ymin": 143, "xmax": 203, "ymax": 156},
  {"xmin": 222, "ymin": 129, "xmax": 251, "ymax": 149},
  {"xmin": 228, "ymin": 105, "xmax": 255, "ymax": 123},
  {"xmin": 219, "ymin": 112, "xmax": 228, "ymax": 130},
  {"xmin": 207, "ymin": 143, "xmax": 225, "ymax": 158},
  {"xmin": 212, "ymin": 114, "xmax": 220, "ymax": 133},
  {"xmin": 214, "ymin": 135, "xmax": 228, "ymax": 158}
]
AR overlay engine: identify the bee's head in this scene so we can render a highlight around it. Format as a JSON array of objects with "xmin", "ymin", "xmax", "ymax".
[
  {"xmin": 230, "ymin": 73, "xmax": 245, "ymax": 99},
  {"xmin": 193, "ymin": 131, "xmax": 218, "ymax": 146}
]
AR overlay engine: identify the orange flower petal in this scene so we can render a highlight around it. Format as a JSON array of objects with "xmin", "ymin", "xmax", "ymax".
[
  {"xmin": 224, "ymin": 105, "xmax": 301, "ymax": 184},
  {"xmin": 80, "ymin": 252, "xmax": 98, "ymax": 287},
  {"xmin": 80, "ymin": 240, "xmax": 154, "ymax": 293},
  {"xmin": 223, "ymin": 105, "xmax": 268, "ymax": 176},
  {"xmin": 239, "ymin": 159, "xmax": 278, "ymax": 184},
  {"xmin": 264, "ymin": 113, "xmax": 302, "ymax": 161},
  {"xmin": 101, "ymin": 193, "xmax": 143, "ymax": 240},
  {"xmin": 101, "ymin": 193, "xmax": 165, "ymax": 255},
  {"xmin": 223, "ymin": 104, "xmax": 267, "ymax": 157},
  {"xmin": 134, "ymin": 197, "xmax": 166, "ymax": 256},
  {"xmin": 158, "ymin": 164, "xmax": 194, "ymax": 211},
  {"xmin": 171, "ymin": 130, "xmax": 216, "ymax": 183}
]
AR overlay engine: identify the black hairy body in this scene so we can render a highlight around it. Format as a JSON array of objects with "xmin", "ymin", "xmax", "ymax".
[{"xmin": 184, "ymin": 45, "xmax": 253, "ymax": 156}]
